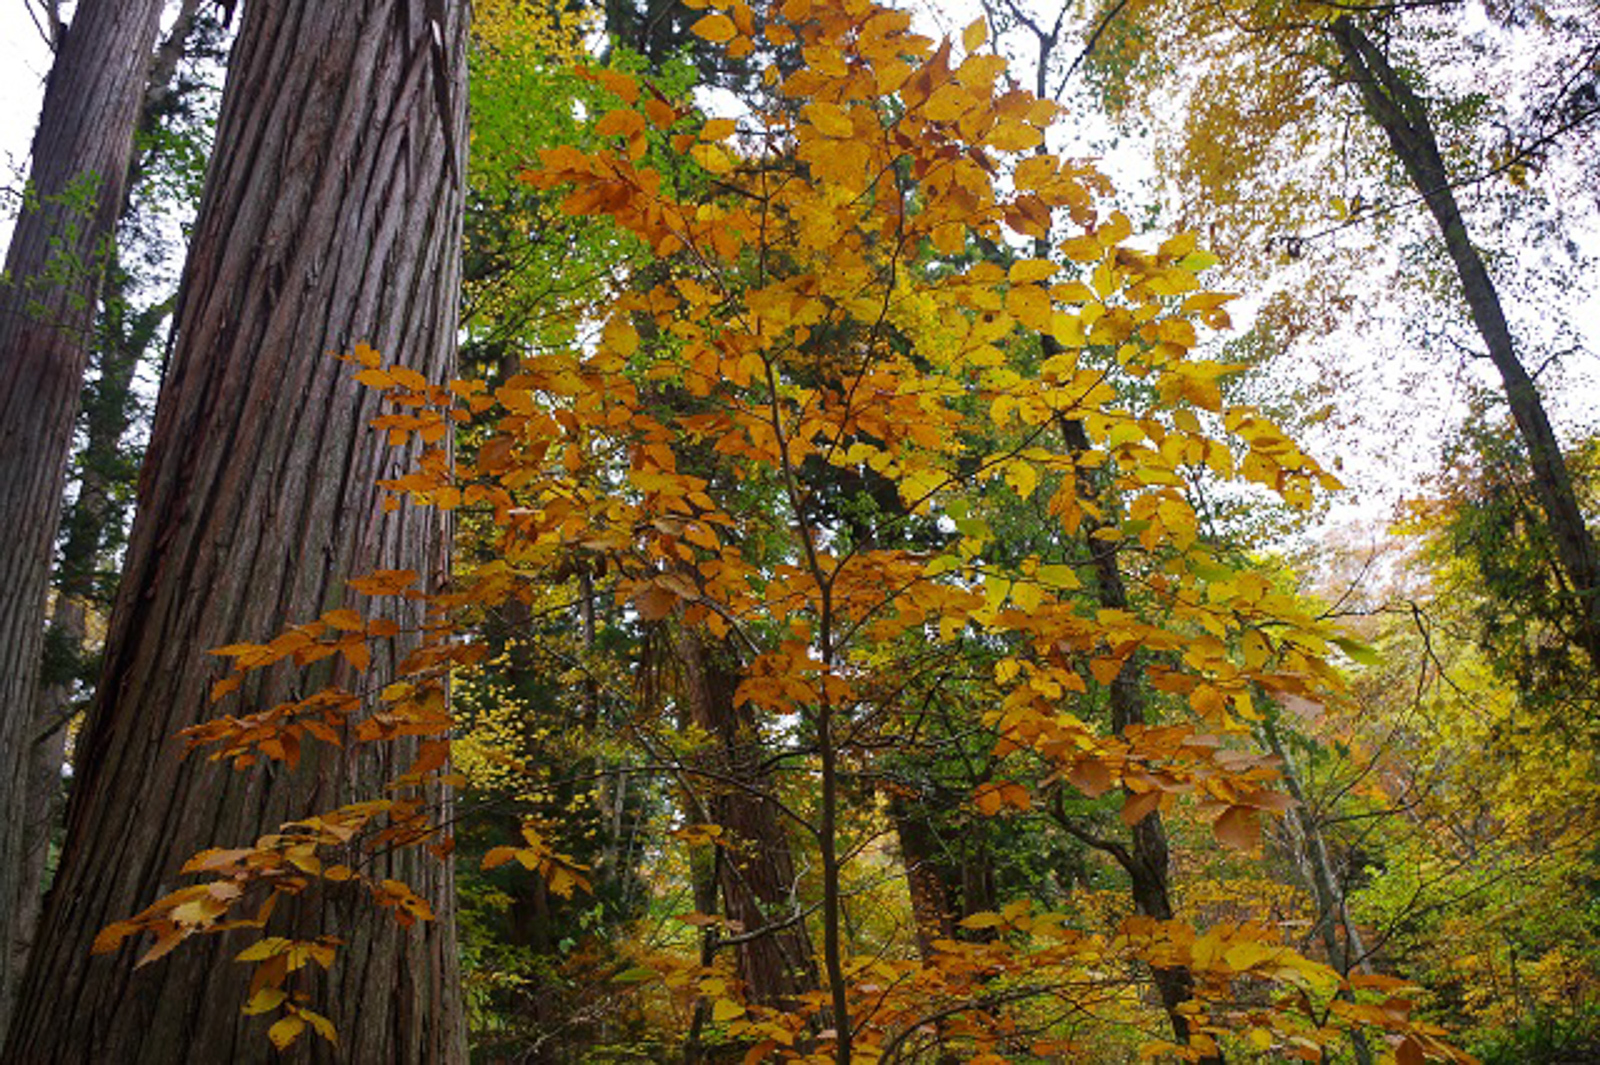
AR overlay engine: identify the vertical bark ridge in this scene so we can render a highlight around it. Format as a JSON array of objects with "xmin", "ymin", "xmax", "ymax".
[{"xmin": 8, "ymin": 3, "xmax": 468, "ymax": 1061}]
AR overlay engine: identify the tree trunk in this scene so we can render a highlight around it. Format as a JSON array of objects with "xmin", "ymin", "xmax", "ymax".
[
  {"xmin": 1056, "ymin": 397, "xmax": 1222, "ymax": 1064},
  {"xmin": 676, "ymin": 628, "xmax": 820, "ymax": 1009},
  {"xmin": 7, "ymin": 2, "xmax": 469, "ymax": 1061},
  {"xmin": 0, "ymin": 0, "xmax": 167, "ymax": 1032},
  {"xmin": 889, "ymin": 795, "xmax": 956, "ymax": 962},
  {"xmin": 9, "ymin": 2, "xmax": 217, "ymax": 1012},
  {"xmin": 1260, "ymin": 716, "xmax": 1373, "ymax": 1065},
  {"xmin": 1330, "ymin": 15, "xmax": 1600, "ymax": 669}
]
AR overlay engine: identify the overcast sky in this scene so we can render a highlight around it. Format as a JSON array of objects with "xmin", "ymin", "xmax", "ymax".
[{"xmin": 1, "ymin": 5, "xmax": 55, "ymax": 249}]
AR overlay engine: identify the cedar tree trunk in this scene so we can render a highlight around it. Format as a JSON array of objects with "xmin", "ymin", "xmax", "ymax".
[
  {"xmin": 7, "ymin": 2, "xmax": 469, "ymax": 1061},
  {"xmin": 0, "ymin": 0, "xmax": 166, "ymax": 1031}
]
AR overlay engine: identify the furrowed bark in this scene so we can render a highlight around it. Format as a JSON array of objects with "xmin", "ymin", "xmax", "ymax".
[
  {"xmin": 0, "ymin": 0, "xmax": 166, "ymax": 1032},
  {"xmin": 7, "ymin": 2, "xmax": 470, "ymax": 1061}
]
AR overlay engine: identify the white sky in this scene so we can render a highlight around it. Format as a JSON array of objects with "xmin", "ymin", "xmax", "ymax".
[{"xmin": 0, "ymin": 5, "xmax": 56, "ymax": 249}]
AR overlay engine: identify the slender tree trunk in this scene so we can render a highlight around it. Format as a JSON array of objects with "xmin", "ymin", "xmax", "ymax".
[
  {"xmin": 1260, "ymin": 717, "xmax": 1374, "ymax": 1065},
  {"xmin": 1330, "ymin": 15, "xmax": 1600, "ymax": 667},
  {"xmin": 7, "ymin": 2, "xmax": 470, "ymax": 1061},
  {"xmin": 0, "ymin": 0, "xmax": 167, "ymax": 1032},
  {"xmin": 1054, "ymin": 390, "xmax": 1222, "ymax": 1064}
]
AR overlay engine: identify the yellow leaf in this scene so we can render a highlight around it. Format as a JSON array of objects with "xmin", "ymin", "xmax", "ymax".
[
  {"xmin": 803, "ymin": 102, "xmax": 855, "ymax": 138},
  {"xmin": 243, "ymin": 988, "xmax": 287, "ymax": 1015},
  {"xmin": 1008, "ymin": 259, "xmax": 1056, "ymax": 284},
  {"xmin": 237, "ymin": 937, "xmax": 290, "ymax": 962},
  {"xmin": 712, "ymin": 998, "xmax": 745, "ymax": 1023},
  {"xmin": 1004, "ymin": 460, "xmax": 1038, "ymax": 499},
  {"xmin": 1059, "ymin": 235, "xmax": 1102, "ymax": 262},
  {"xmin": 702, "ymin": 118, "xmax": 737, "ymax": 140},
  {"xmin": 1035, "ymin": 563, "xmax": 1080, "ymax": 590},
  {"xmin": 958, "ymin": 910, "xmax": 1007, "ymax": 929},
  {"xmin": 689, "ymin": 143, "xmax": 734, "ymax": 174},
  {"xmin": 268, "ymin": 1015, "xmax": 305, "ymax": 1051},
  {"xmin": 985, "ymin": 119, "xmax": 1042, "ymax": 152},
  {"xmin": 962, "ymin": 17, "xmax": 987, "ymax": 52},
  {"xmin": 691, "ymin": 13, "xmax": 736, "ymax": 42},
  {"xmin": 300, "ymin": 1008, "xmax": 338, "ymax": 1046}
]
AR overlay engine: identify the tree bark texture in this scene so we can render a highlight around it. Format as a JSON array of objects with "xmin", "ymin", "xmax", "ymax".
[
  {"xmin": 1330, "ymin": 15, "xmax": 1600, "ymax": 669},
  {"xmin": 0, "ymin": 0, "xmax": 167, "ymax": 1033},
  {"xmin": 889, "ymin": 796, "xmax": 957, "ymax": 962},
  {"xmin": 7, "ymin": 2, "xmax": 470, "ymax": 1061},
  {"xmin": 677, "ymin": 629, "xmax": 821, "ymax": 1009}
]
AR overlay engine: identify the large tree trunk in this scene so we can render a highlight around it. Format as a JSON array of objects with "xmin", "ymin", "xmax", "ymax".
[
  {"xmin": 0, "ymin": 0, "xmax": 167, "ymax": 1031},
  {"xmin": 10, "ymin": 2, "xmax": 219, "ymax": 1020},
  {"xmin": 677, "ymin": 628, "xmax": 820, "ymax": 1009},
  {"xmin": 1329, "ymin": 15, "xmax": 1600, "ymax": 669},
  {"xmin": 7, "ymin": 2, "xmax": 470, "ymax": 1061}
]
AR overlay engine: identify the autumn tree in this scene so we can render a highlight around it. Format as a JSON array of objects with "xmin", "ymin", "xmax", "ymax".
[
  {"xmin": 5, "ymin": 2, "xmax": 469, "ymax": 1060},
  {"xmin": 0, "ymin": 0, "xmax": 167, "ymax": 1030},
  {"xmin": 1081, "ymin": 0, "xmax": 1600, "ymax": 670},
  {"xmin": 77, "ymin": 0, "xmax": 1484, "ymax": 1060}
]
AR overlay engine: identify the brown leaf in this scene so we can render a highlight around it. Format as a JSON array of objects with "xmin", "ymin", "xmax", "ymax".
[
  {"xmin": 1213, "ymin": 805, "xmax": 1260, "ymax": 853},
  {"xmin": 1120, "ymin": 789, "xmax": 1161, "ymax": 827},
  {"xmin": 1068, "ymin": 758, "xmax": 1113, "ymax": 798}
]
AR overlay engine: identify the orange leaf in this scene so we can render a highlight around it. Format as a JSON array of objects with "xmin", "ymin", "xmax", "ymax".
[
  {"xmin": 322, "ymin": 608, "xmax": 364, "ymax": 631},
  {"xmin": 1068, "ymin": 758, "xmax": 1113, "ymax": 798},
  {"xmin": 691, "ymin": 13, "xmax": 736, "ymax": 42},
  {"xmin": 1120, "ymin": 789, "xmax": 1161, "ymax": 827},
  {"xmin": 1213, "ymin": 805, "xmax": 1260, "ymax": 853}
]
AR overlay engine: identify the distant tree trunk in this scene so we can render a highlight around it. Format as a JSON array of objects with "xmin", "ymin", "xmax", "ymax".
[
  {"xmin": 0, "ymin": 0, "xmax": 166, "ymax": 1032},
  {"xmin": 1260, "ymin": 716, "xmax": 1374, "ymax": 1065},
  {"xmin": 7, "ymin": 2, "xmax": 470, "ymax": 1061},
  {"xmin": 1053, "ymin": 389, "xmax": 1222, "ymax": 1065},
  {"xmin": 889, "ymin": 795, "xmax": 956, "ymax": 961},
  {"xmin": 676, "ymin": 628, "xmax": 820, "ymax": 1009},
  {"xmin": 1330, "ymin": 15, "xmax": 1600, "ymax": 670},
  {"xmin": 12, "ymin": 1, "xmax": 218, "ymax": 1017}
]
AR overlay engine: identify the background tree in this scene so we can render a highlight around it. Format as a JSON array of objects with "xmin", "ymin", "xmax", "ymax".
[
  {"xmin": 17, "ymin": 0, "xmax": 226, "ymax": 1017},
  {"xmin": 0, "ymin": 0, "xmax": 167, "ymax": 1029},
  {"xmin": 6, "ymin": 1, "xmax": 469, "ymax": 1059},
  {"xmin": 1079, "ymin": 0, "xmax": 1600, "ymax": 669}
]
